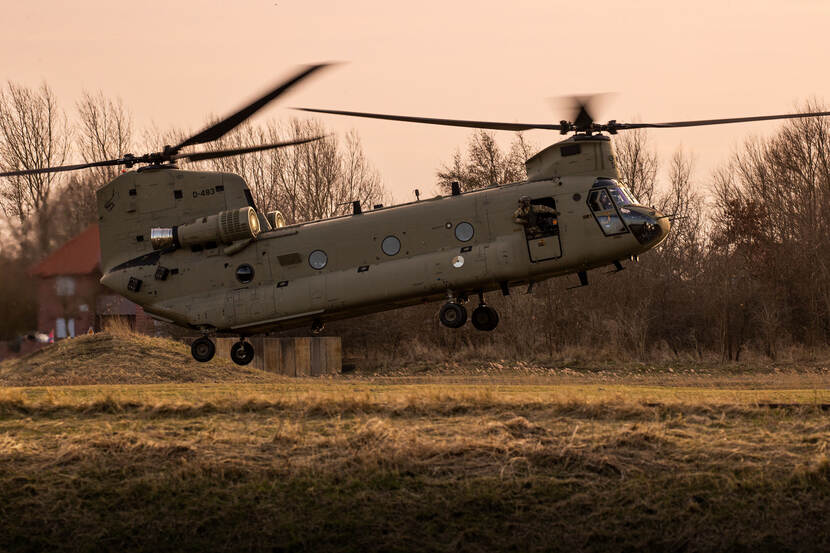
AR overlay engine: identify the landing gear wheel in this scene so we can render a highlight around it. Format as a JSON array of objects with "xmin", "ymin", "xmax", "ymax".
[
  {"xmin": 191, "ymin": 336, "xmax": 216, "ymax": 363},
  {"xmin": 311, "ymin": 318, "xmax": 325, "ymax": 335},
  {"xmin": 230, "ymin": 340, "xmax": 255, "ymax": 366},
  {"xmin": 471, "ymin": 305, "xmax": 500, "ymax": 331},
  {"xmin": 439, "ymin": 302, "xmax": 468, "ymax": 328}
]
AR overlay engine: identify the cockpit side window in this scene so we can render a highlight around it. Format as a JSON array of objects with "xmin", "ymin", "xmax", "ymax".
[
  {"xmin": 587, "ymin": 189, "xmax": 628, "ymax": 236},
  {"xmin": 589, "ymin": 189, "xmax": 614, "ymax": 212}
]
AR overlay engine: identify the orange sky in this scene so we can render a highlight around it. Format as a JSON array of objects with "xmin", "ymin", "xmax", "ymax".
[{"xmin": 2, "ymin": 0, "xmax": 830, "ymax": 202}]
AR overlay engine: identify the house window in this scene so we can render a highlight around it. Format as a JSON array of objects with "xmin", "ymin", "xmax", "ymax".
[{"xmin": 55, "ymin": 276, "xmax": 76, "ymax": 296}]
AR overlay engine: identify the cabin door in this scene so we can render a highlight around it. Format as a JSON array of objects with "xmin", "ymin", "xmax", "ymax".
[{"xmin": 524, "ymin": 197, "xmax": 562, "ymax": 262}]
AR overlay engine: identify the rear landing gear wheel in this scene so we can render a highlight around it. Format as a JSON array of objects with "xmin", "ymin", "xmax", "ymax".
[
  {"xmin": 471, "ymin": 305, "xmax": 499, "ymax": 331},
  {"xmin": 439, "ymin": 302, "xmax": 468, "ymax": 328},
  {"xmin": 311, "ymin": 318, "xmax": 325, "ymax": 335},
  {"xmin": 191, "ymin": 336, "xmax": 216, "ymax": 363},
  {"xmin": 230, "ymin": 340, "xmax": 255, "ymax": 366}
]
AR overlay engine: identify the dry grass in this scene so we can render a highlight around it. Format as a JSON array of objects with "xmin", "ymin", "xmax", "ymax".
[
  {"xmin": 359, "ymin": 347, "xmax": 830, "ymax": 384},
  {"xmin": 1, "ymin": 380, "xmax": 830, "ymax": 552},
  {"xmin": 0, "ymin": 329, "xmax": 279, "ymax": 386},
  {"xmin": 349, "ymin": 335, "xmax": 830, "ymax": 374}
]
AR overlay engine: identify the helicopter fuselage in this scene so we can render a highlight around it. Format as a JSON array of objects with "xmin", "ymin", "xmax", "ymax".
[{"xmin": 96, "ymin": 135, "xmax": 670, "ymax": 336}]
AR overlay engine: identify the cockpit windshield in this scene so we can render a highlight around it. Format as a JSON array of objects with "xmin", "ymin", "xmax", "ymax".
[
  {"xmin": 609, "ymin": 185, "xmax": 638, "ymax": 207},
  {"xmin": 592, "ymin": 178, "xmax": 639, "ymax": 207},
  {"xmin": 587, "ymin": 179, "xmax": 643, "ymax": 236}
]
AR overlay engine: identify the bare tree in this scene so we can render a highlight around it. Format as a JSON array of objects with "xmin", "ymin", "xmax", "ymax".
[
  {"xmin": 436, "ymin": 149, "xmax": 466, "ymax": 190},
  {"xmin": 201, "ymin": 122, "xmax": 272, "ymax": 210},
  {"xmin": 0, "ymin": 82, "xmax": 70, "ymax": 254},
  {"xmin": 614, "ymin": 128, "xmax": 658, "ymax": 206},
  {"xmin": 292, "ymin": 121, "xmax": 342, "ymax": 220},
  {"xmin": 77, "ymin": 91, "xmax": 132, "ymax": 187},
  {"xmin": 437, "ymin": 130, "xmax": 534, "ymax": 192},
  {"xmin": 265, "ymin": 119, "xmax": 383, "ymax": 222},
  {"xmin": 44, "ymin": 92, "xmax": 137, "ymax": 236},
  {"xmin": 339, "ymin": 130, "xmax": 384, "ymax": 209},
  {"xmin": 190, "ymin": 118, "xmax": 384, "ymax": 224},
  {"xmin": 711, "ymin": 102, "xmax": 830, "ymax": 350},
  {"xmin": 656, "ymin": 148, "xmax": 704, "ymax": 265}
]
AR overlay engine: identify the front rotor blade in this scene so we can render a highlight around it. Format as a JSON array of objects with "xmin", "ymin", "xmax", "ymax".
[
  {"xmin": 175, "ymin": 136, "xmax": 325, "ymax": 163},
  {"xmin": 175, "ymin": 64, "xmax": 332, "ymax": 152},
  {"xmin": 0, "ymin": 158, "xmax": 127, "ymax": 178},
  {"xmin": 617, "ymin": 111, "xmax": 830, "ymax": 130},
  {"xmin": 295, "ymin": 107, "xmax": 563, "ymax": 131}
]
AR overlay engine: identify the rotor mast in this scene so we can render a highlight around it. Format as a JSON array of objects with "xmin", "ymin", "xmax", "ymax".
[{"xmin": 525, "ymin": 134, "xmax": 617, "ymax": 181}]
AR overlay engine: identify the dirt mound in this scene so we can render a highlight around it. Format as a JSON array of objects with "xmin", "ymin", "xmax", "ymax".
[{"xmin": 0, "ymin": 331, "xmax": 279, "ymax": 387}]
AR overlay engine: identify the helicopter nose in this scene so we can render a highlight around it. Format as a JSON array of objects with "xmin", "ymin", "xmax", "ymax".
[
  {"xmin": 654, "ymin": 211, "xmax": 671, "ymax": 243},
  {"xmin": 621, "ymin": 206, "xmax": 671, "ymax": 247}
]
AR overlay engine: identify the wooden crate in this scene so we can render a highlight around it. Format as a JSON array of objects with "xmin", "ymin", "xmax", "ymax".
[{"xmin": 213, "ymin": 336, "xmax": 341, "ymax": 376}]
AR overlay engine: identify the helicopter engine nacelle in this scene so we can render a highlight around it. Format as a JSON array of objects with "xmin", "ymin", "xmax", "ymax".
[{"xmin": 150, "ymin": 206, "xmax": 261, "ymax": 250}]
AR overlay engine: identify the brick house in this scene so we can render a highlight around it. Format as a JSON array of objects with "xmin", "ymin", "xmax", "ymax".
[{"xmin": 30, "ymin": 224, "xmax": 154, "ymax": 338}]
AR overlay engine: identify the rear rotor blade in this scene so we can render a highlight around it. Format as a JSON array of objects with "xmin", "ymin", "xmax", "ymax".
[
  {"xmin": 295, "ymin": 107, "xmax": 563, "ymax": 131},
  {"xmin": 174, "ymin": 136, "xmax": 325, "ymax": 163},
  {"xmin": 0, "ymin": 158, "xmax": 128, "ymax": 178},
  {"xmin": 174, "ymin": 64, "xmax": 332, "ymax": 152},
  {"xmin": 617, "ymin": 111, "xmax": 830, "ymax": 130}
]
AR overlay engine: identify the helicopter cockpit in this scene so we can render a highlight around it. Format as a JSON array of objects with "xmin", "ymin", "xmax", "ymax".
[{"xmin": 587, "ymin": 178, "xmax": 668, "ymax": 246}]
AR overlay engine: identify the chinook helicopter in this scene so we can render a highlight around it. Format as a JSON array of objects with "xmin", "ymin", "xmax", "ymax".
[{"xmin": 3, "ymin": 64, "xmax": 829, "ymax": 366}]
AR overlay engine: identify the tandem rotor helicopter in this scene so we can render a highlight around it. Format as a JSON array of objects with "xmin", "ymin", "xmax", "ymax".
[{"xmin": 3, "ymin": 64, "xmax": 829, "ymax": 365}]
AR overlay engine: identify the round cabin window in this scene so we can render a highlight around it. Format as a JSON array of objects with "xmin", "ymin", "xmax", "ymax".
[
  {"xmin": 309, "ymin": 250, "xmax": 328, "ymax": 270},
  {"xmin": 381, "ymin": 235, "xmax": 401, "ymax": 256},
  {"xmin": 454, "ymin": 222, "xmax": 474, "ymax": 242},
  {"xmin": 235, "ymin": 264, "xmax": 254, "ymax": 284}
]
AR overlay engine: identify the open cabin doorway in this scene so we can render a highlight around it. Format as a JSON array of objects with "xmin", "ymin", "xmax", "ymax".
[{"xmin": 524, "ymin": 197, "xmax": 562, "ymax": 262}]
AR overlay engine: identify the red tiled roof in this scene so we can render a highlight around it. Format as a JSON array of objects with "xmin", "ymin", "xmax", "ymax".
[{"xmin": 30, "ymin": 224, "xmax": 101, "ymax": 277}]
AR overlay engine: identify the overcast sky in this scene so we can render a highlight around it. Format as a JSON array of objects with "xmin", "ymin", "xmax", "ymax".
[{"xmin": 2, "ymin": 0, "xmax": 829, "ymax": 201}]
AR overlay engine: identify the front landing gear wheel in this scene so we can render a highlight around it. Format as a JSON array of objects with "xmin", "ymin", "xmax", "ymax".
[
  {"xmin": 230, "ymin": 340, "xmax": 255, "ymax": 366},
  {"xmin": 439, "ymin": 302, "xmax": 468, "ymax": 328},
  {"xmin": 191, "ymin": 337, "xmax": 216, "ymax": 363},
  {"xmin": 471, "ymin": 305, "xmax": 499, "ymax": 331}
]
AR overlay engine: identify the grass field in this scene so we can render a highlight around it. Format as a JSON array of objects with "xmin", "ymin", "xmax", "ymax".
[{"xmin": 2, "ymin": 377, "xmax": 830, "ymax": 553}]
